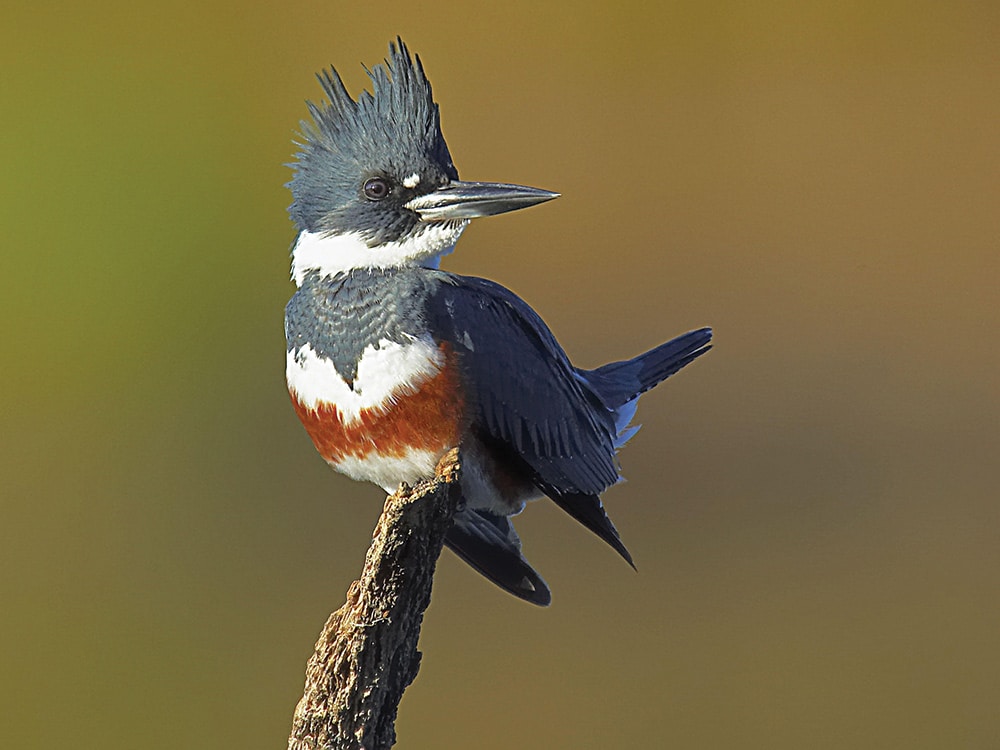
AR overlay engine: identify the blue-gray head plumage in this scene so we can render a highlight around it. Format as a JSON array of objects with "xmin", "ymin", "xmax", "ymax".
[{"xmin": 288, "ymin": 39, "xmax": 459, "ymax": 243}]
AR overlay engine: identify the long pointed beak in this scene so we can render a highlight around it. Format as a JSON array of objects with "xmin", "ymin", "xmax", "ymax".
[{"xmin": 405, "ymin": 180, "xmax": 559, "ymax": 221}]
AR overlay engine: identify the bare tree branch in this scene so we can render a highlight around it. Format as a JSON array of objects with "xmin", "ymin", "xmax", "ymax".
[{"xmin": 287, "ymin": 449, "xmax": 461, "ymax": 750}]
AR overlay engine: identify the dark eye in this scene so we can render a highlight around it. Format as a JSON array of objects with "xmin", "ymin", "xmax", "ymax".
[{"xmin": 363, "ymin": 177, "xmax": 391, "ymax": 201}]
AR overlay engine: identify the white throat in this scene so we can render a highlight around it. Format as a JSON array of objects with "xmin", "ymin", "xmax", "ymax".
[{"xmin": 290, "ymin": 222, "xmax": 469, "ymax": 286}]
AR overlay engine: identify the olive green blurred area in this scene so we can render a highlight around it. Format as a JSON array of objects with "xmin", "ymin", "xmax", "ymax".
[{"xmin": 3, "ymin": 1, "xmax": 998, "ymax": 747}]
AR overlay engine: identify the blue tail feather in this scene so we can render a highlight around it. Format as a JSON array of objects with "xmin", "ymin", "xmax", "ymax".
[
  {"xmin": 582, "ymin": 327, "xmax": 712, "ymax": 409},
  {"xmin": 445, "ymin": 509, "xmax": 552, "ymax": 606}
]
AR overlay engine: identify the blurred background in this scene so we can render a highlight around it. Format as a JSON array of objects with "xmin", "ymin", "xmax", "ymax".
[{"xmin": 2, "ymin": 1, "xmax": 998, "ymax": 748}]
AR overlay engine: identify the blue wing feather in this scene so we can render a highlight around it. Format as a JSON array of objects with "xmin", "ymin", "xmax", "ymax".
[
  {"xmin": 428, "ymin": 274, "xmax": 622, "ymax": 496},
  {"xmin": 426, "ymin": 273, "xmax": 711, "ymax": 576}
]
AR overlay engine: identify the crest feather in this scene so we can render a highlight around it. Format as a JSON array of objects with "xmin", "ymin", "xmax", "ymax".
[{"xmin": 287, "ymin": 38, "xmax": 454, "ymax": 232}]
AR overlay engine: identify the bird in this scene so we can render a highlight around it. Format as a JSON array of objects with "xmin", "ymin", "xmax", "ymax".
[{"xmin": 284, "ymin": 39, "xmax": 712, "ymax": 606}]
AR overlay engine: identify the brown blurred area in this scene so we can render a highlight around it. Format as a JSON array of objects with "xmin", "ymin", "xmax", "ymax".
[{"xmin": 2, "ymin": 2, "xmax": 998, "ymax": 748}]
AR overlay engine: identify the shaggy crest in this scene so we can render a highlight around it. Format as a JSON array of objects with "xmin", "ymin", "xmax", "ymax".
[{"xmin": 288, "ymin": 39, "xmax": 458, "ymax": 233}]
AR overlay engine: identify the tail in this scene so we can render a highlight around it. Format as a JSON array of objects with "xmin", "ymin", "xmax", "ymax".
[
  {"xmin": 582, "ymin": 327, "xmax": 713, "ymax": 409},
  {"xmin": 445, "ymin": 508, "xmax": 552, "ymax": 606}
]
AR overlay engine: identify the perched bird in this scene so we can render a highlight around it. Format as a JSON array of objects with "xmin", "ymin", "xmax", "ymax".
[{"xmin": 285, "ymin": 39, "xmax": 712, "ymax": 606}]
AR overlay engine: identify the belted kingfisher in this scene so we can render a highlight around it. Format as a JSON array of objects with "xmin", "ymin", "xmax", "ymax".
[{"xmin": 284, "ymin": 40, "xmax": 712, "ymax": 606}]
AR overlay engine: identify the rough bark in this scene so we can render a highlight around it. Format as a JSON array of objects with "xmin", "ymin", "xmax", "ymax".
[{"xmin": 287, "ymin": 449, "xmax": 461, "ymax": 750}]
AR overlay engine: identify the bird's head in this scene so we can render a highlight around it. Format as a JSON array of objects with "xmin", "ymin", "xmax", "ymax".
[{"xmin": 287, "ymin": 39, "xmax": 558, "ymax": 284}]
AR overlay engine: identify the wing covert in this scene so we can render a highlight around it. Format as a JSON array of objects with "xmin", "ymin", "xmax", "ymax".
[{"xmin": 428, "ymin": 274, "xmax": 621, "ymax": 495}]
